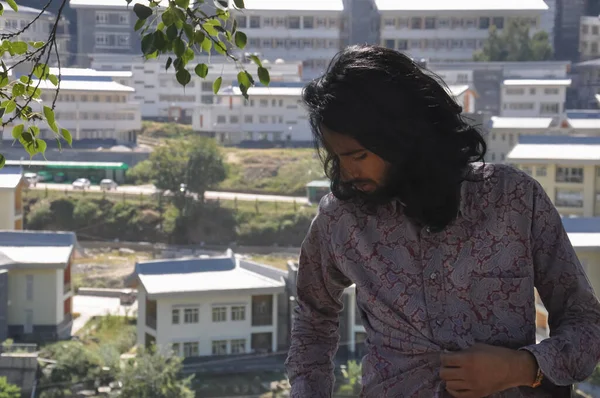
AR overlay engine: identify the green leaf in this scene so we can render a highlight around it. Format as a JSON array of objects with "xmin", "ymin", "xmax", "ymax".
[
  {"xmin": 234, "ymin": 31, "xmax": 247, "ymax": 49},
  {"xmin": 213, "ymin": 77, "xmax": 222, "ymax": 94},
  {"xmin": 4, "ymin": 100, "xmax": 16, "ymax": 113},
  {"xmin": 195, "ymin": 63, "xmax": 208, "ymax": 78},
  {"xmin": 194, "ymin": 31, "xmax": 205, "ymax": 44},
  {"xmin": 141, "ymin": 34, "xmax": 156, "ymax": 55},
  {"xmin": 201, "ymin": 37, "xmax": 212, "ymax": 52},
  {"xmin": 33, "ymin": 64, "xmax": 49, "ymax": 79},
  {"xmin": 11, "ymin": 124, "xmax": 24, "ymax": 140},
  {"xmin": 60, "ymin": 128, "xmax": 72, "ymax": 146},
  {"xmin": 19, "ymin": 75, "xmax": 30, "ymax": 84},
  {"xmin": 12, "ymin": 83, "xmax": 24, "ymax": 97},
  {"xmin": 134, "ymin": 18, "xmax": 145, "ymax": 31},
  {"xmin": 153, "ymin": 30, "xmax": 167, "ymax": 51},
  {"xmin": 257, "ymin": 66, "xmax": 270, "ymax": 86},
  {"xmin": 162, "ymin": 9, "xmax": 176, "ymax": 26},
  {"xmin": 215, "ymin": 0, "xmax": 228, "ymax": 8},
  {"xmin": 0, "ymin": 154, "xmax": 5, "ymax": 169},
  {"xmin": 165, "ymin": 57, "xmax": 173, "ymax": 70},
  {"xmin": 56, "ymin": 137, "xmax": 62, "ymax": 151},
  {"xmin": 0, "ymin": 3, "xmax": 4, "ymax": 17},
  {"xmin": 202, "ymin": 23, "xmax": 218, "ymax": 36},
  {"xmin": 34, "ymin": 138, "xmax": 47, "ymax": 157},
  {"xmin": 239, "ymin": 83, "xmax": 248, "ymax": 99},
  {"xmin": 244, "ymin": 70, "xmax": 255, "ymax": 85},
  {"xmin": 133, "ymin": 3, "xmax": 153, "ymax": 20},
  {"xmin": 172, "ymin": 8, "xmax": 186, "ymax": 22},
  {"xmin": 0, "ymin": 74, "xmax": 7, "ymax": 88},
  {"xmin": 214, "ymin": 41, "xmax": 226, "ymax": 55},
  {"xmin": 237, "ymin": 71, "xmax": 250, "ymax": 88},
  {"xmin": 11, "ymin": 41, "xmax": 27, "ymax": 55},
  {"xmin": 157, "ymin": 21, "xmax": 165, "ymax": 31},
  {"xmin": 5, "ymin": 0, "xmax": 17, "ymax": 12},
  {"xmin": 31, "ymin": 41, "xmax": 44, "ymax": 49},
  {"xmin": 183, "ymin": 23, "xmax": 195, "ymax": 43},
  {"xmin": 175, "ymin": 0, "xmax": 190, "ymax": 8},
  {"xmin": 29, "ymin": 125, "xmax": 40, "ymax": 136},
  {"xmin": 173, "ymin": 38, "xmax": 186, "ymax": 57},
  {"xmin": 166, "ymin": 24, "xmax": 178, "ymax": 41},
  {"xmin": 233, "ymin": 0, "xmax": 245, "ymax": 8},
  {"xmin": 48, "ymin": 74, "xmax": 58, "ymax": 86},
  {"xmin": 43, "ymin": 106, "xmax": 55, "ymax": 125},
  {"xmin": 183, "ymin": 47, "xmax": 195, "ymax": 63},
  {"xmin": 249, "ymin": 55, "xmax": 262, "ymax": 67},
  {"xmin": 176, "ymin": 69, "xmax": 191, "ymax": 86}
]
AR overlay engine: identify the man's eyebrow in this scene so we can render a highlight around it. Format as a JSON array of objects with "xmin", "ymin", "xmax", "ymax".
[{"xmin": 339, "ymin": 149, "xmax": 365, "ymax": 157}]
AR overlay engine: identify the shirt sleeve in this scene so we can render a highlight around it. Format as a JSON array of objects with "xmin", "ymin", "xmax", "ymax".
[
  {"xmin": 284, "ymin": 203, "xmax": 352, "ymax": 397},
  {"xmin": 520, "ymin": 180, "xmax": 600, "ymax": 386}
]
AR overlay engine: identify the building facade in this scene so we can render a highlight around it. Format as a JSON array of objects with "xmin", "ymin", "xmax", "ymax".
[
  {"xmin": 376, "ymin": 0, "xmax": 549, "ymax": 62},
  {"xmin": 554, "ymin": 0, "xmax": 586, "ymax": 61},
  {"xmin": 0, "ymin": 231, "xmax": 76, "ymax": 343},
  {"xmin": 0, "ymin": 166, "xmax": 23, "ymax": 231},
  {"xmin": 499, "ymin": 79, "xmax": 571, "ymax": 117}
]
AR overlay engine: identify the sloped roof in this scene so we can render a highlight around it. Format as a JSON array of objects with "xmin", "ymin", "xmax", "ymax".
[
  {"xmin": 0, "ymin": 166, "xmax": 22, "ymax": 189},
  {"xmin": 0, "ymin": 231, "xmax": 77, "ymax": 269}
]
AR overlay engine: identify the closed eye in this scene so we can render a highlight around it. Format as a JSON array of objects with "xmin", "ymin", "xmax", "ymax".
[{"xmin": 353, "ymin": 153, "xmax": 367, "ymax": 161}]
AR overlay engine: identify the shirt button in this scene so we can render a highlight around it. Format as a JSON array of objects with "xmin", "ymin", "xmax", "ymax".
[{"xmin": 430, "ymin": 272, "xmax": 438, "ymax": 280}]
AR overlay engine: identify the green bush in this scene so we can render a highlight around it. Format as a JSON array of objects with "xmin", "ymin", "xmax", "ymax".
[
  {"xmin": 126, "ymin": 159, "xmax": 153, "ymax": 185},
  {"xmin": 26, "ymin": 202, "xmax": 54, "ymax": 230},
  {"xmin": 0, "ymin": 376, "xmax": 20, "ymax": 398},
  {"xmin": 73, "ymin": 200, "xmax": 101, "ymax": 229}
]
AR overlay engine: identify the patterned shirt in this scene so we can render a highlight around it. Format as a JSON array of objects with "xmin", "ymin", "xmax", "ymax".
[{"xmin": 285, "ymin": 164, "xmax": 600, "ymax": 397}]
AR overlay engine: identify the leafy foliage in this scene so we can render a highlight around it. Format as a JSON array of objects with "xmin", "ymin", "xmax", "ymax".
[
  {"xmin": 0, "ymin": 0, "xmax": 269, "ymax": 167},
  {"xmin": 474, "ymin": 19, "xmax": 553, "ymax": 62},
  {"xmin": 120, "ymin": 346, "xmax": 194, "ymax": 398},
  {"xmin": 148, "ymin": 137, "xmax": 227, "ymax": 205},
  {"xmin": 0, "ymin": 376, "xmax": 20, "ymax": 398}
]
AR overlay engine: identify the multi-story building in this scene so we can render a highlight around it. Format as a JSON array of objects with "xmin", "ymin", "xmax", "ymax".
[
  {"xmin": 570, "ymin": 58, "xmax": 600, "ymax": 109},
  {"xmin": 0, "ymin": 166, "xmax": 23, "ymax": 231},
  {"xmin": 507, "ymin": 135, "xmax": 600, "ymax": 217},
  {"xmin": 430, "ymin": 61, "xmax": 571, "ymax": 116},
  {"xmin": 33, "ymin": 74, "xmax": 141, "ymax": 143},
  {"xmin": 0, "ymin": 2, "xmax": 70, "ymax": 64},
  {"xmin": 132, "ymin": 250, "xmax": 289, "ymax": 358},
  {"xmin": 554, "ymin": 0, "xmax": 586, "ymax": 61},
  {"xmin": 231, "ymin": 0, "xmax": 345, "ymax": 80},
  {"xmin": 500, "ymin": 78, "xmax": 571, "ymax": 117},
  {"xmin": 341, "ymin": 0, "xmax": 380, "ymax": 48},
  {"xmin": 579, "ymin": 16, "xmax": 600, "ymax": 60},
  {"xmin": 193, "ymin": 84, "xmax": 478, "ymax": 144},
  {"xmin": 375, "ymin": 0, "xmax": 549, "ymax": 62},
  {"xmin": 89, "ymin": 56, "xmax": 303, "ymax": 123},
  {"xmin": 0, "ymin": 231, "xmax": 76, "ymax": 342}
]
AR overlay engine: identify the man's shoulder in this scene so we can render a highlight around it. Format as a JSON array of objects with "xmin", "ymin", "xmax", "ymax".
[
  {"xmin": 474, "ymin": 162, "xmax": 538, "ymax": 195},
  {"xmin": 317, "ymin": 192, "xmax": 357, "ymax": 217}
]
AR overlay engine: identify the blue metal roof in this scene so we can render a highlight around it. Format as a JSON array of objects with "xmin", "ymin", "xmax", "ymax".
[{"xmin": 518, "ymin": 135, "xmax": 600, "ymax": 145}]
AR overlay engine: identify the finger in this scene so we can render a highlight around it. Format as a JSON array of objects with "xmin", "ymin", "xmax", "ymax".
[
  {"xmin": 440, "ymin": 367, "xmax": 466, "ymax": 381},
  {"xmin": 440, "ymin": 351, "xmax": 465, "ymax": 367}
]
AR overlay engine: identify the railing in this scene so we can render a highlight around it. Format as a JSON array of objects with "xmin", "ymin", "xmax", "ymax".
[
  {"xmin": 146, "ymin": 314, "xmax": 157, "ymax": 330},
  {"xmin": 251, "ymin": 315, "xmax": 273, "ymax": 327},
  {"xmin": 64, "ymin": 281, "xmax": 71, "ymax": 295},
  {"xmin": 0, "ymin": 343, "xmax": 38, "ymax": 354}
]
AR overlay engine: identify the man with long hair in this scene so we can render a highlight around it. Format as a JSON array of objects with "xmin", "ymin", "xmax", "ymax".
[{"xmin": 285, "ymin": 45, "xmax": 600, "ymax": 397}]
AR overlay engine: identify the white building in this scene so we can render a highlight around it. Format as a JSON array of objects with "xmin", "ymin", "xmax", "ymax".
[
  {"xmin": 32, "ymin": 75, "xmax": 141, "ymax": 143},
  {"xmin": 0, "ymin": 166, "xmax": 23, "ymax": 231},
  {"xmin": 500, "ymin": 78, "xmax": 571, "ymax": 117},
  {"xmin": 231, "ymin": 0, "xmax": 345, "ymax": 79},
  {"xmin": 580, "ymin": 16, "xmax": 600, "ymax": 61},
  {"xmin": 375, "ymin": 0, "xmax": 549, "ymax": 62},
  {"xmin": 132, "ymin": 250, "xmax": 287, "ymax": 358},
  {"xmin": 90, "ymin": 56, "xmax": 303, "ymax": 123}
]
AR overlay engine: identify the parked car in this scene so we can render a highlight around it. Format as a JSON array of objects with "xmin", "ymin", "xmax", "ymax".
[
  {"xmin": 23, "ymin": 172, "xmax": 38, "ymax": 187},
  {"xmin": 100, "ymin": 179, "xmax": 118, "ymax": 191},
  {"xmin": 72, "ymin": 178, "xmax": 91, "ymax": 190}
]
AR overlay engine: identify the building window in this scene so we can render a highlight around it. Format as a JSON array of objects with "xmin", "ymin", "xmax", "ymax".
[
  {"xmin": 230, "ymin": 115, "xmax": 239, "ymax": 123},
  {"xmin": 437, "ymin": 18, "xmax": 449, "ymax": 29},
  {"xmin": 217, "ymin": 115, "xmax": 226, "ymax": 124},
  {"xmin": 212, "ymin": 306, "xmax": 227, "ymax": 322},
  {"xmin": 492, "ymin": 17, "xmax": 504, "ymax": 29},
  {"xmin": 95, "ymin": 33, "xmax": 109, "ymax": 46},
  {"xmin": 26, "ymin": 275, "xmax": 33, "ymax": 300},
  {"xmin": 479, "ymin": 17, "xmax": 490, "ymax": 30},
  {"xmin": 505, "ymin": 88, "xmax": 525, "ymax": 95},
  {"xmin": 556, "ymin": 167, "xmax": 584, "ymax": 183},
  {"xmin": 259, "ymin": 115, "xmax": 268, "ymax": 124},
  {"xmin": 95, "ymin": 12, "xmax": 109, "ymax": 24},
  {"xmin": 230, "ymin": 339, "xmax": 246, "ymax": 354},
  {"xmin": 583, "ymin": 25, "xmax": 590, "ymax": 34},
  {"xmin": 171, "ymin": 343, "xmax": 180, "ymax": 355},
  {"xmin": 183, "ymin": 342, "xmax": 199, "ymax": 357},
  {"xmin": 555, "ymin": 189, "xmax": 584, "ymax": 208},
  {"xmin": 424, "ymin": 17, "xmax": 436, "ymax": 29},
  {"xmin": 544, "ymin": 88, "xmax": 559, "ymax": 95},
  {"xmin": 384, "ymin": 39, "xmax": 395, "ymax": 49},
  {"xmin": 397, "ymin": 40, "xmax": 408, "ymax": 50},
  {"xmin": 119, "ymin": 13, "xmax": 129, "ymax": 25},
  {"xmin": 212, "ymin": 340, "xmax": 228, "ymax": 355},
  {"xmin": 540, "ymin": 103, "xmax": 560, "ymax": 115},
  {"xmin": 244, "ymin": 115, "xmax": 253, "ymax": 123},
  {"xmin": 536, "ymin": 166, "xmax": 547, "ymax": 177},
  {"xmin": 411, "ymin": 17, "xmax": 422, "ymax": 29},
  {"xmin": 398, "ymin": 18, "xmax": 409, "ymax": 28},
  {"xmin": 316, "ymin": 17, "xmax": 327, "ymax": 28},
  {"xmin": 594, "ymin": 26, "xmax": 599, "ymax": 35},
  {"xmin": 508, "ymin": 103, "xmax": 535, "ymax": 110},
  {"xmin": 288, "ymin": 16, "xmax": 300, "ymax": 29},
  {"xmin": 231, "ymin": 306, "xmax": 246, "ymax": 321},
  {"xmin": 118, "ymin": 35, "xmax": 130, "ymax": 47},
  {"xmin": 184, "ymin": 308, "xmax": 199, "ymax": 324},
  {"xmin": 529, "ymin": 88, "xmax": 536, "ymax": 95},
  {"xmin": 236, "ymin": 15, "xmax": 247, "ymax": 28},
  {"xmin": 250, "ymin": 16, "xmax": 260, "ymax": 28},
  {"xmin": 592, "ymin": 42, "xmax": 598, "ymax": 54},
  {"xmin": 259, "ymin": 99, "xmax": 268, "ymax": 107},
  {"xmin": 384, "ymin": 17, "xmax": 395, "ymax": 27},
  {"xmin": 172, "ymin": 309, "xmax": 180, "ymax": 324},
  {"xmin": 328, "ymin": 18, "xmax": 337, "ymax": 28},
  {"xmin": 303, "ymin": 16, "xmax": 314, "ymax": 29},
  {"xmin": 521, "ymin": 166, "xmax": 533, "ymax": 175}
]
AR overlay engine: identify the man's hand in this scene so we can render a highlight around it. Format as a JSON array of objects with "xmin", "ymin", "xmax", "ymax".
[{"xmin": 439, "ymin": 343, "xmax": 538, "ymax": 398}]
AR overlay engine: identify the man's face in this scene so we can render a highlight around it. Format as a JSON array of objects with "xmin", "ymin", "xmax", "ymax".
[{"xmin": 321, "ymin": 124, "xmax": 390, "ymax": 195}]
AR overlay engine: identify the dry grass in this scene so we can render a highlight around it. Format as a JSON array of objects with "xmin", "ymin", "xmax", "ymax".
[{"xmin": 243, "ymin": 253, "xmax": 298, "ymax": 271}]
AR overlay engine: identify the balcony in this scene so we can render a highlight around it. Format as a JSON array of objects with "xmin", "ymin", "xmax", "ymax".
[
  {"xmin": 63, "ymin": 281, "xmax": 71, "ymax": 295},
  {"xmin": 146, "ymin": 314, "xmax": 157, "ymax": 330}
]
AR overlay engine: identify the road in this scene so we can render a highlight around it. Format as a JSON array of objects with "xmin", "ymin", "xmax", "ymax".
[
  {"xmin": 32, "ymin": 183, "xmax": 309, "ymax": 204},
  {"xmin": 72, "ymin": 295, "xmax": 137, "ymax": 334}
]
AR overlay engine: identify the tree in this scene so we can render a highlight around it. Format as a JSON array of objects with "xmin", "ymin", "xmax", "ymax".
[
  {"xmin": 338, "ymin": 360, "xmax": 362, "ymax": 395},
  {"xmin": 473, "ymin": 19, "xmax": 553, "ymax": 62},
  {"xmin": 0, "ymin": 0, "xmax": 270, "ymax": 168},
  {"xmin": 0, "ymin": 377, "xmax": 20, "ymax": 398},
  {"xmin": 120, "ymin": 346, "xmax": 194, "ymax": 398},
  {"xmin": 149, "ymin": 136, "xmax": 226, "ymax": 207}
]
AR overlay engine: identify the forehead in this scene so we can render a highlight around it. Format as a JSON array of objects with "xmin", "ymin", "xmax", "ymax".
[{"xmin": 320, "ymin": 124, "xmax": 365, "ymax": 155}]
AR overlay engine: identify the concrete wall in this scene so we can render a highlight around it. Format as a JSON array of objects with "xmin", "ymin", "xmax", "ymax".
[
  {"xmin": 0, "ymin": 190, "xmax": 15, "ymax": 230},
  {"xmin": 7, "ymin": 269, "xmax": 60, "ymax": 326},
  {"xmin": 0, "ymin": 353, "xmax": 38, "ymax": 396},
  {"xmin": 0, "ymin": 271, "xmax": 7, "ymax": 342}
]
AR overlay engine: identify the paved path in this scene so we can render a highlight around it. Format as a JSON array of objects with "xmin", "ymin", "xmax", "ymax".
[
  {"xmin": 72, "ymin": 295, "xmax": 137, "ymax": 334},
  {"xmin": 33, "ymin": 183, "xmax": 309, "ymax": 204}
]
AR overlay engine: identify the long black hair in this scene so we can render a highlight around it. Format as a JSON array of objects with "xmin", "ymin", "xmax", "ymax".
[{"xmin": 303, "ymin": 45, "xmax": 487, "ymax": 230}]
